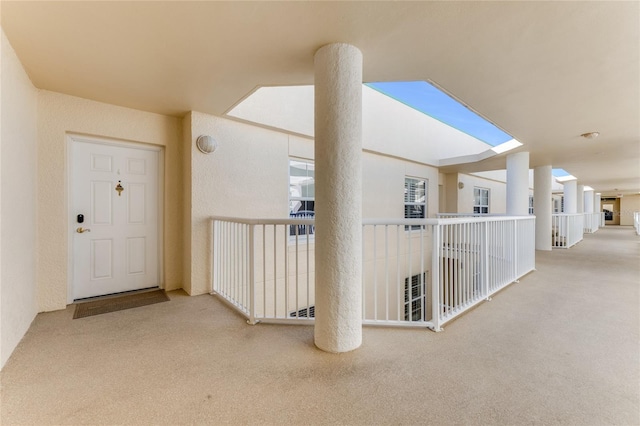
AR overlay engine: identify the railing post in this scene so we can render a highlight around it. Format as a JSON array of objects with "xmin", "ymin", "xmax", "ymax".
[
  {"xmin": 431, "ymin": 223, "xmax": 442, "ymax": 332},
  {"xmin": 248, "ymin": 224, "xmax": 256, "ymax": 324},
  {"xmin": 211, "ymin": 219, "xmax": 217, "ymax": 294},
  {"xmin": 513, "ymin": 219, "xmax": 518, "ymax": 280},
  {"xmin": 483, "ymin": 220, "xmax": 490, "ymax": 300}
]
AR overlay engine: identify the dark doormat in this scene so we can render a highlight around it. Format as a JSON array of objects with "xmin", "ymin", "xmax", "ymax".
[{"xmin": 73, "ymin": 290, "xmax": 170, "ymax": 319}]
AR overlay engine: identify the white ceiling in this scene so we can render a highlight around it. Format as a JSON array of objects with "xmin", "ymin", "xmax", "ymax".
[{"xmin": 2, "ymin": 1, "xmax": 638, "ymax": 196}]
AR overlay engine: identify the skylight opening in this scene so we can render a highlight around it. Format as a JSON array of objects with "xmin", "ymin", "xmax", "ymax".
[
  {"xmin": 553, "ymin": 168, "xmax": 577, "ymax": 182},
  {"xmin": 366, "ymin": 81, "xmax": 514, "ymax": 147}
]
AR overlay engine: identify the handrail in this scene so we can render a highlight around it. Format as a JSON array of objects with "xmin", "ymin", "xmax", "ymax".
[{"xmin": 212, "ymin": 215, "xmax": 535, "ymax": 227}]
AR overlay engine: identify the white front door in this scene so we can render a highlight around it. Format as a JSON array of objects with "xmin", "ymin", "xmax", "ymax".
[{"xmin": 71, "ymin": 138, "xmax": 160, "ymax": 300}]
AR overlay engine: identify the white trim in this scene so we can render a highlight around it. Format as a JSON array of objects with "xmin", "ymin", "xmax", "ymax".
[{"xmin": 66, "ymin": 133, "xmax": 164, "ymax": 303}]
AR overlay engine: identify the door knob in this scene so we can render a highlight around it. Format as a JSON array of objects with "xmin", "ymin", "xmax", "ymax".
[{"xmin": 76, "ymin": 227, "xmax": 91, "ymax": 233}]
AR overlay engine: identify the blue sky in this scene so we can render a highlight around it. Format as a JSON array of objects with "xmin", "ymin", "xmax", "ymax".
[
  {"xmin": 552, "ymin": 168, "xmax": 571, "ymax": 177},
  {"xmin": 366, "ymin": 81, "xmax": 513, "ymax": 147}
]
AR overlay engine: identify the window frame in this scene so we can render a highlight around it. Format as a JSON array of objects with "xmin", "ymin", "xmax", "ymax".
[
  {"xmin": 529, "ymin": 195, "xmax": 534, "ymax": 215},
  {"xmin": 473, "ymin": 187, "xmax": 490, "ymax": 215},
  {"xmin": 404, "ymin": 272, "xmax": 427, "ymax": 322},
  {"xmin": 289, "ymin": 158, "xmax": 315, "ymax": 237},
  {"xmin": 404, "ymin": 176, "xmax": 427, "ymax": 230}
]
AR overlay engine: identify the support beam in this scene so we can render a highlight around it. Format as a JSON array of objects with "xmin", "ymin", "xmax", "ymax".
[
  {"xmin": 563, "ymin": 180, "xmax": 577, "ymax": 213},
  {"xmin": 577, "ymin": 185, "xmax": 585, "ymax": 214},
  {"xmin": 534, "ymin": 165, "xmax": 552, "ymax": 250},
  {"xmin": 584, "ymin": 189, "xmax": 595, "ymax": 213},
  {"xmin": 506, "ymin": 151, "xmax": 529, "ymax": 216},
  {"xmin": 314, "ymin": 43, "xmax": 363, "ymax": 353}
]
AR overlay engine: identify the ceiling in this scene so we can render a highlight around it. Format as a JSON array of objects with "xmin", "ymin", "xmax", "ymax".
[{"xmin": 2, "ymin": 1, "xmax": 638, "ymax": 196}]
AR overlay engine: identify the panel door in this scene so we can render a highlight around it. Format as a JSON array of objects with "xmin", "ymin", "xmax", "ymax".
[{"xmin": 72, "ymin": 140, "xmax": 159, "ymax": 300}]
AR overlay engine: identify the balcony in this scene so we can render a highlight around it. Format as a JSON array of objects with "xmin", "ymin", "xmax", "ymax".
[{"xmin": 2, "ymin": 226, "xmax": 637, "ymax": 425}]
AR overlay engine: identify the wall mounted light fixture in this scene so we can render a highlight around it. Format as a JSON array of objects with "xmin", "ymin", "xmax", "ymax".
[{"xmin": 196, "ymin": 135, "xmax": 218, "ymax": 154}]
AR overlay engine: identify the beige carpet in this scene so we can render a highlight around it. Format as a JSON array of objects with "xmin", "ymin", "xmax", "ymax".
[{"xmin": 1, "ymin": 226, "xmax": 638, "ymax": 425}]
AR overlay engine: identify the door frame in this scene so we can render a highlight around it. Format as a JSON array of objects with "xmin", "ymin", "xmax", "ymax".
[{"xmin": 66, "ymin": 133, "xmax": 165, "ymax": 303}]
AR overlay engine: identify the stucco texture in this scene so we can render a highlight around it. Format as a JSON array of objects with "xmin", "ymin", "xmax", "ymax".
[
  {"xmin": 187, "ymin": 112, "xmax": 289, "ymax": 296},
  {"xmin": 37, "ymin": 91, "xmax": 183, "ymax": 312},
  {"xmin": 314, "ymin": 44, "xmax": 363, "ymax": 353},
  {"xmin": 1, "ymin": 28, "xmax": 39, "ymax": 367}
]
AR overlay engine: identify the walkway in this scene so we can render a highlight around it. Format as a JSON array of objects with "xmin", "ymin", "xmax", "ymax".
[{"xmin": 1, "ymin": 227, "xmax": 638, "ymax": 425}]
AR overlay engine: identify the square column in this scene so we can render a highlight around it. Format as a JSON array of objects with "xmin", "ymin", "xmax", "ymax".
[
  {"xmin": 314, "ymin": 43, "xmax": 363, "ymax": 353},
  {"xmin": 507, "ymin": 151, "xmax": 529, "ymax": 216},
  {"xmin": 534, "ymin": 166, "xmax": 552, "ymax": 250},
  {"xmin": 563, "ymin": 180, "xmax": 577, "ymax": 213},
  {"xmin": 577, "ymin": 185, "xmax": 585, "ymax": 214},
  {"xmin": 584, "ymin": 190, "xmax": 595, "ymax": 213}
]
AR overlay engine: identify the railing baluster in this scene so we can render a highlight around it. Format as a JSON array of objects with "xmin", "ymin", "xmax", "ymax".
[{"xmin": 211, "ymin": 215, "xmax": 535, "ymax": 330}]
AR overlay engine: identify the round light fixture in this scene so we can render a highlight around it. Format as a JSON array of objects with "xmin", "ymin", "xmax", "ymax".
[
  {"xmin": 196, "ymin": 135, "xmax": 218, "ymax": 154},
  {"xmin": 580, "ymin": 132, "xmax": 600, "ymax": 140}
]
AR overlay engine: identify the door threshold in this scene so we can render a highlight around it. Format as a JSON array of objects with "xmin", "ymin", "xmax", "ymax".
[{"xmin": 73, "ymin": 287, "xmax": 161, "ymax": 304}]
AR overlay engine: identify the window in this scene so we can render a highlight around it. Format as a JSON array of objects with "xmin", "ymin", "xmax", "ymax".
[
  {"xmin": 473, "ymin": 187, "xmax": 489, "ymax": 214},
  {"xmin": 290, "ymin": 306, "xmax": 314, "ymax": 318},
  {"xmin": 405, "ymin": 177, "xmax": 426, "ymax": 229},
  {"xmin": 529, "ymin": 195, "xmax": 534, "ymax": 215},
  {"xmin": 289, "ymin": 159, "xmax": 315, "ymax": 235},
  {"xmin": 405, "ymin": 273, "xmax": 426, "ymax": 321}
]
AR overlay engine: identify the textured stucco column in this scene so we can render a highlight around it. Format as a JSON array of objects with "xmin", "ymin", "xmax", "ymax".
[
  {"xmin": 314, "ymin": 43, "xmax": 363, "ymax": 353},
  {"xmin": 584, "ymin": 190, "xmax": 595, "ymax": 213},
  {"xmin": 506, "ymin": 151, "xmax": 529, "ymax": 215},
  {"xmin": 577, "ymin": 185, "xmax": 585, "ymax": 214},
  {"xmin": 534, "ymin": 165, "xmax": 552, "ymax": 250},
  {"xmin": 563, "ymin": 180, "xmax": 577, "ymax": 213}
]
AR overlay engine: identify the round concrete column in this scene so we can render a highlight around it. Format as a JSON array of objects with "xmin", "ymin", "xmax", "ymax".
[
  {"xmin": 534, "ymin": 165, "xmax": 552, "ymax": 250},
  {"xmin": 506, "ymin": 151, "xmax": 529, "ymax": 216},
  {"xmin": 563, "ymin": 180, "xmax": 577, "ymax": 213},
  {"xmin": 577, "ymin": 185, "xmax": 585, "ymax": 214},
  {"xmin": 313, "ymin": 43, "xmax": 363, "ymax": 353}
]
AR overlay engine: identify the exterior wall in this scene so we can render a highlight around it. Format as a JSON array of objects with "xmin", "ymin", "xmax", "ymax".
[
  {"xmin": 361, "ymin": 86, "xmax": 489, "ymax": 165},
  {"xmin": 444, "ymin": 173, "xmax": 459, "ymax": 213},
  {"xmin": 362, "ymin": 152, "xmax": 439, "ymax": 219},
  {"xmin": 1, "ymin": 29, "xmax": 39, "ymax": 368},
  {"xmin": 187, "ymin": 112, "xmax": 290, "ymax": 296},
  {"xmin": 457, "ymin": 173, "xmax": 508, "ymax": 214},
  {"xmin": 188, "ymin": 112, "xmax": 441, "ymax": 298},
  {"xmin": 37, "ymin": 91, "xmax": 182, "ymax": 311},
  {"xmin": 230, "ymin": 85, "xmax": 492, "ymax": 166},
  {"xmin": 620, "ymin": 194, "xmax": 640, "ymax": 226}
]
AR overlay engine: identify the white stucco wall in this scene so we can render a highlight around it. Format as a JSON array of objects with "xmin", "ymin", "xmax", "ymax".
[
  {"xmin": 229, "ymin": 84, "xmax": 492, "ymax": 166},
  {"xmin": 186, "ymin": 112, "xmax": 443, "ymax": 296},
  {"xmin": 186, "ymin": 112, "xmax": 290, "ymax": 295},
  {"xmin": 1, "ymin": 29, "xmax": 39, "ymax": 368},
  {"xmin": 457, "ymin": 173, "xmax": 508, "ymax": 214},
  {"xmin": 37, "ymin": 91, "xmax": 183, "ymax": 312}
]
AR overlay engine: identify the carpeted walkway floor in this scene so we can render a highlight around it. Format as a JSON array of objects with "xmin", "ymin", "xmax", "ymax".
[{"xmin": 1, "ymin": 226, "xmax": 638, "ymax": 425}]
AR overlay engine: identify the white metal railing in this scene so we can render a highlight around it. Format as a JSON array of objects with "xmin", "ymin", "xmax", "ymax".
[
  {"xmin": 551, "ymin": 213, "xmax": 584, "ymax": 248},
  {"xmin": 634, "ymin": 212, "xmax": 640, "ymax": 235},
  {"xmin": 583, "ymin": 212, "xmax": 601, "ymax": 234},
  {"xmin": 211, "ymin": 215, "xmax": 536, "ymax": 331},
  {"xmin": 211, "ymin": 217, "xmax": 316, "ymax": 325},
  {"xmin": 436, "ymin": 213, "xmax": 508, "ymax": 218}
]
